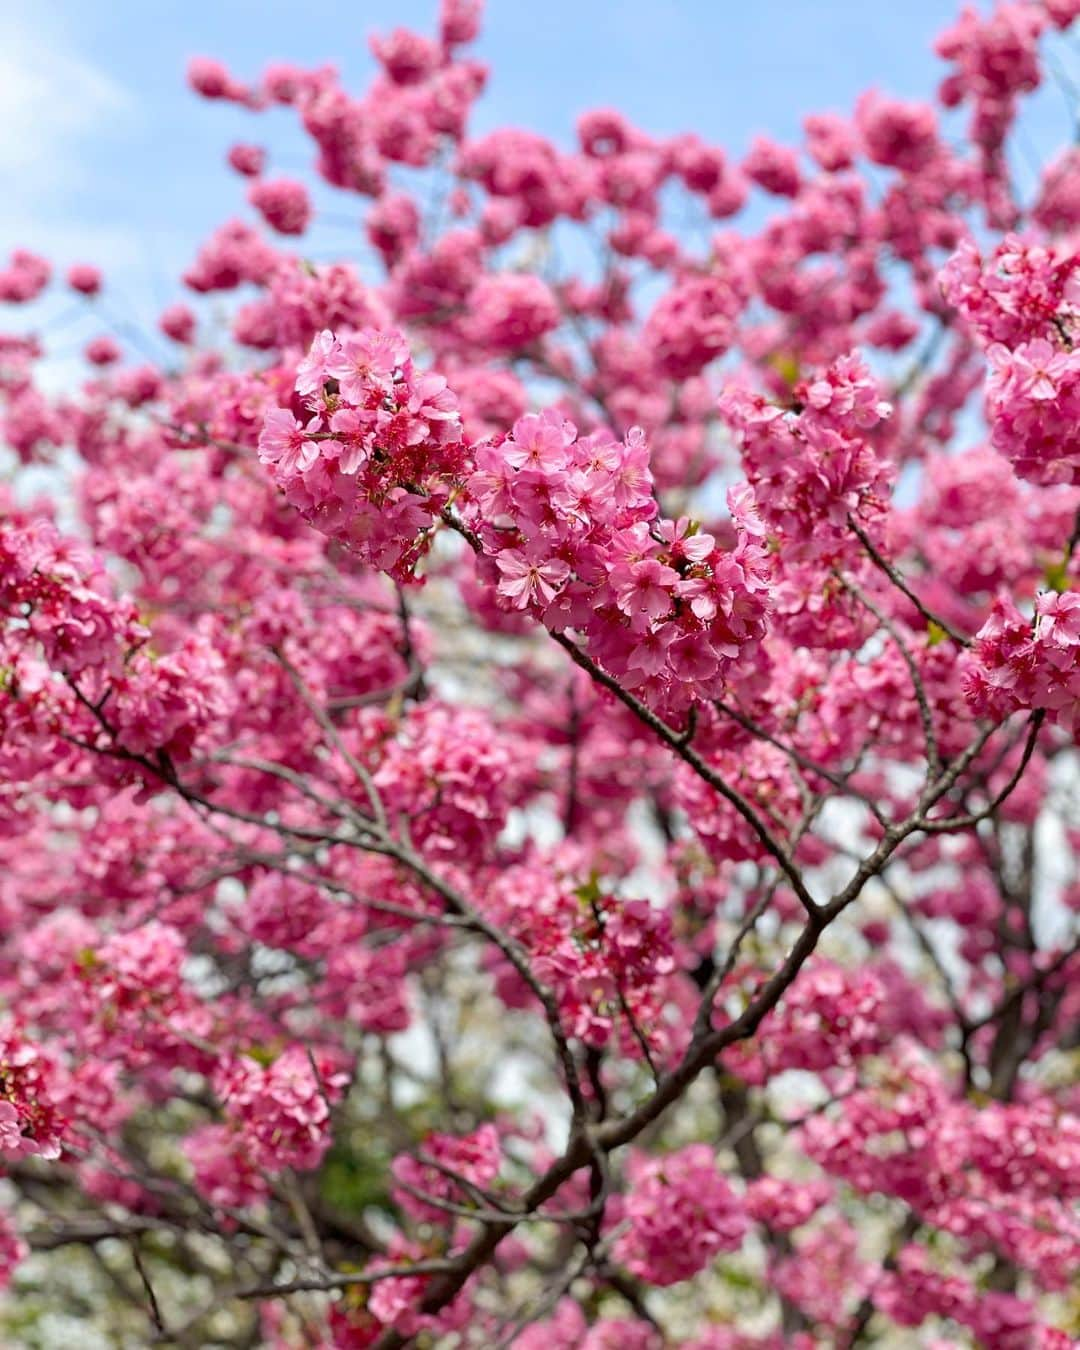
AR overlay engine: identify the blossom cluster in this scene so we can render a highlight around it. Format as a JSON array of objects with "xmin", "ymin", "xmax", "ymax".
[
  {"xmin": 723, "ymin": 960, "xmax": 886, "ymax": 1083},
  {"xmin": 0, "ymin": 1021, "xmax": 65, "ymax": 1162},
  {"xmin": 372, "ymin": 701, "xmax": 515, "ymax": 861},
  {"xmin": 875, "ymin": 1245, "xmax": 1072, "ymax": 1348},
  {"xmin": 0, "ymin": 250, "xmax": 50, "ymax": 304},
  {"xmin": 935, "ymin": 2, "xmax": 1048, "ymax": 162},
  {"xmin": 473, "ymin": 411, "xmax": 773, "ymax": 709},
  {"xmin": 801, "ymin": 1052, "xmax": 1080, "ymax": 1289},
  {"xmin": 215, "ymin": 1047, "xmax": 349, "ymax": 1174},
  {"xmin": 482, "ymin": 861, "xmax": 682, "ymax": 1056},
  {"xmin": 0, "ymin": 0, "xmax": 1077, "ymax": 1341},
  {"xmin": 614, "ymin": 1144, "xmax": 749, "ymax": 1285},
  {"xmin": 0, "ymin": 516, "xmax": 229, "ymax": 782},
  {"xmin": 258, "ymin": 326, "xmax": 466, "ymax": 577},
  {"xmin": 963, "ymin": 589, "xmax": 1080, "ymax": 727},
  {"xmin": 719, "ymin": 351, "xmax": 893, "ymax": 558},
  {"xmin": 391, "ymin": 1123, "xmax": 501, "ymax": 1223},
  {"xmin": 941, "ymin": 235, "xmax": 1080, "ymax": 484}
]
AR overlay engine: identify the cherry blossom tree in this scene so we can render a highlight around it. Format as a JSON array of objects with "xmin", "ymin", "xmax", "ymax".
[{"xmin": 1, "ymin": 0, "xmax": 1079, "ymax": 1344}]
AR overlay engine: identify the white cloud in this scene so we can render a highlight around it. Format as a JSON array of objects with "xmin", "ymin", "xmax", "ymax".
[
  {"xmin": 0, "ymin": 9, "xmax": 130, "ymax": 196},
  {"xmin": 0, "ymin": 14, "xmax": 182, "ymax": 394}
]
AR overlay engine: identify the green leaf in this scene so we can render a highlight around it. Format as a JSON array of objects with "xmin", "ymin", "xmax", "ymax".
[
  {"xmin": 574, "ymin": 871, "xmax": 603, "ymax": 908},
  {"xmin": 926, "ymin": 620, "xmax": 947, "ymax": 647},
  {"xmin": 319, "ymin": 1140, "xmax": 393, "ymax": 1215},
  {"xmin": 1044, "ymin": 558, "xmax": 1070, "ymax": 594}
]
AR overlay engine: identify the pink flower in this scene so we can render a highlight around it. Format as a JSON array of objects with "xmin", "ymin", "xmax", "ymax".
[
  {"xmin": 496, "ymin": 548, "xmax": 571, "ymax": 609},
  {"xmin": 217, "ymin": 1047, "xmax": 348, "ymax": 1174},
  {"xmin": 257, "ymin": 407, "xmax": 320, "ymax": 476},
  {"xmin": 328, "ymin": 329, "xmax": 409, "ymax": 404},
  {"xmin": 657, "ymin": 517, "xmax": 714, "ymax": 563},
  {"xmin": 465, "ymin": 273, "xmax": 561, "ymax": 351},
  {"xmin": 183, "ymin": 1124, "xmax": 269, "ymax": 1209},
  {"xmin": 85, "ymin": 336, "xmax": 121, "ymax": 366},
  {"xmin": 503, "ymin": 410, "xmax": 574, "ymax": 472},
  {"xmin": 610, "ymin": 427, "xmax": 653, "ymax": 508},
  {"xmin": 159, "ymin": 303, "xmax": 196, "ymax": 343},
  {"xmin": 67, "ymin": 264, "xmax": 102, "ymax": 296},
  {"xmin": 227, "ymin": 142, "xmax": 265, "ymax": 177},
  {"xmin": 645, "ymin": 272, "xmax": 744, "ymax": 380},
  {"xmin": 742, "ymin": 134, "xmax": 802, "ymax": 196},
  {"xmin": 1037, "ymin": 591, "xmax": 1080, "ymax": 644},
  {"xmin": 295, "ymin": 328, "xmax": 341, "ymax": 401},
  {"xmin": 615, "ymin": 1143, "xmax": 748, "ymax": 1285},
  {"xmin": 1009, "ymin": 339, "xmax": 1069, "ymax": 401},
  {"xmin": 668, "ymin": 635, "xmax": 719, "ymax": 681},
  {"xmin": 187, "ymin": 56, "xmax": 233, "ymax": 98},
  {"xmin": 612, "ymin": 559, "xmax": 678, "ymax": 623},
  {"xmin": 247, "ymin": 177, "xmax": 311, "ymax": 235},
  {"xmin": 626, "ymin": 624, "xmax": 676, "ymax": 677},
  {"xmin": 0, "ymin": 1103, "xmax": 25, "ymax": 1154}
]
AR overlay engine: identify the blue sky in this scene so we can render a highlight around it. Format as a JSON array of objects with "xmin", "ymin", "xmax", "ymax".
[{"xmin": 1, "ymin": 0, "xmax": 1077, "ymax": 363}]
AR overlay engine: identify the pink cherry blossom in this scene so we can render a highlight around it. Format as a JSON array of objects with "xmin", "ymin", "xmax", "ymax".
[{"xmin": 0, "ymin": 1, "xmax": 1077, "ymax": 1341}]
